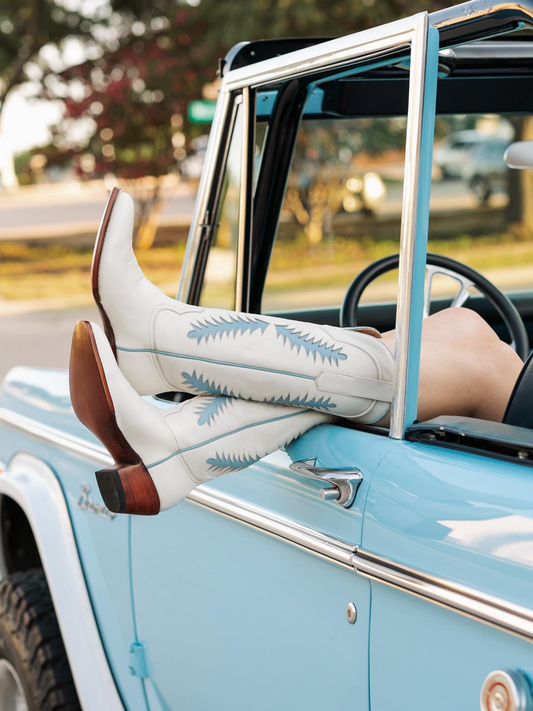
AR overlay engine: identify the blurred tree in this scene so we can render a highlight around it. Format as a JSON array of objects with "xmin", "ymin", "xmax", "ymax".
[
  {"xmin": 44, "ymin": 0, "xmax": 445, "ymax": 245},
  {"xmin": 47, "ymin": 6, "xmax": 215, "ymax": 246},
  {"xmin": 0, "ymin": 0, "xmax": 99, "ymax": 116}
]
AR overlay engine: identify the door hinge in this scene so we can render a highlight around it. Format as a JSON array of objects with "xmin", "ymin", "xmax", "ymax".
[{"xmin": 129, "ymin": 641, "xmax": 151, "ymax": 679}]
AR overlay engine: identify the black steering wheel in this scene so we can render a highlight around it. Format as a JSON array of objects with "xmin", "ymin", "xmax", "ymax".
[{"xmin": 341, "ymin": 253, "xmax": 529, "ymax": 362}]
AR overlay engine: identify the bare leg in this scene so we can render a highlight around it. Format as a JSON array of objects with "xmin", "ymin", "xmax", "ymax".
[{"xmin": 380, "ymin": 308, "xmax": 523, "ymax": 423}]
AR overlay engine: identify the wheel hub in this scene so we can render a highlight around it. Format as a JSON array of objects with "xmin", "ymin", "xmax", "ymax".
[{"xmin": 0, "ymin": 659, "xmax": 29, "ymax": 711}]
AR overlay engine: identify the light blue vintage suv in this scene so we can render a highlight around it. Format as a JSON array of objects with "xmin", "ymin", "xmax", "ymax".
[{"xmin": 3, "ymin": 2, "xmax": 533, "ymax": 709}]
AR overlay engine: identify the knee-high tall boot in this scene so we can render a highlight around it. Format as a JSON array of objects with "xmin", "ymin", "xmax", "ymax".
[
  {"xmin": 69, "ymin": 321, "xmax": 333, "ymax": 515},
  {"xmin": 92, "ymin": 188, "xmax": 394, "ymax": 424}
]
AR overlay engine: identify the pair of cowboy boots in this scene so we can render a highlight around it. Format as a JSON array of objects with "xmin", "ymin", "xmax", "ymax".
[{"xmin": 70, "ymin": 188, "xmax": 394, "ymax": 515}]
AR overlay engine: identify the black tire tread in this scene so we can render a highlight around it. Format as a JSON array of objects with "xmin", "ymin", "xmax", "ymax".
[{"xmin": 0, "ymin": 568, "xmax": 81, "ymax": 710}]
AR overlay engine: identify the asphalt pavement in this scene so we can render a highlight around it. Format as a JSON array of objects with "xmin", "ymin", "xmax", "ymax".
[
  {"xmin": 0, "ymin": 183, "xmax": 197, "ymax": 239},
  {"xmin": 0, "ymin": 305, "xmax": 98, "ymax": 383}
]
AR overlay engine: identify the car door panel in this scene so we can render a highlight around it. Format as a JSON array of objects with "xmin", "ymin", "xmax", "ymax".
[
  {"xmin": 130, "ymin": 424, "xmax": 395, "ymax": 710},
  {"xmin": 132, "ymin": 503, "xmax": 370, "ymax": 711},
  {"xmin": 364, "ymin": 441, "xmax": 533, "ymax": 709},
  {"xmin": 370, "ymin": 583, "xmax": 533, "ymax": 711},
  {"xmin": 364, "ymin": 442, "xmax": 533, "ymax": 606}
]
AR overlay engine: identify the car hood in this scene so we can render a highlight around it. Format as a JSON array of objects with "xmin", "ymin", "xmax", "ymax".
[
  {"xmin": 0, "ymin": 366, "xmax": 97, "ymax": 444},
  {"xmin": 0, "ymin": 366, "xmax": 174, "ymax": 448}
]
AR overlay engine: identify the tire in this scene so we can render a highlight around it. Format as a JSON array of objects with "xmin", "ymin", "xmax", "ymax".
[{"xmin": 0, "ymin": 569, "xmax": 81, "ymax": 710}]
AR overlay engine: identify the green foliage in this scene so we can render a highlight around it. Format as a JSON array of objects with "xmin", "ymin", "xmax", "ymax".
[
  {"xmin": 0, "ymin": 0, "xmax": 96, "ymax": 113},
  {"xmin": 44, "ymin": 0, "xmax": 445, "ymax": 183}
]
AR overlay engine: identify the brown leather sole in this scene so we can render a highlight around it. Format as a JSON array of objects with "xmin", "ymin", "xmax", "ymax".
[
  {"xmin": 69, "ymin": 320, "xmax": 160, "ymax": 515},
  {"xmin": 91, "ymin": 186, "xmax": 121, "ymax": 357}
]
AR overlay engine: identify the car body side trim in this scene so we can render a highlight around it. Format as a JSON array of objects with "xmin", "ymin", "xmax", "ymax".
[
  {"xmin": 188, "ymin": 487, "xmax": 356, "ymax": 568},
  {"xmin": 353, "ymin": 549, "xmax": 533, "ymax": 645},
  {"xmin": 0, "ymin": 408, "xmax": 111, "ymax": 467},
  {"xmin": 1, "ymin": 407, "xmax": 533, "ymax": 643},
  {"xmin": 0, "ymin": 408, "xmax": 355, "ymax": 568}
]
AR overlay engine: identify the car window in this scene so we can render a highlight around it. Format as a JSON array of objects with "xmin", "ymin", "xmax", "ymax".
[
  {"xmin": 261, "ymin": 111, "xmax": 533, "ymax": 312},
  {"xmin": 261, "ymin": 114, "xmax": 404, "ymax": 312}
]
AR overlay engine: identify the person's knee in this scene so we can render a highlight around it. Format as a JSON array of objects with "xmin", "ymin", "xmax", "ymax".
[{"xmin": 437, "ymin": 307, "xmax": 497, "ymax": 342}]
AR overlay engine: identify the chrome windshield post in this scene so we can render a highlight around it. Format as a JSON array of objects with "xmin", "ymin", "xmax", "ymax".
[{"xmin": 389, "ymin": 18, "xmax": 440, "ymax": 439}]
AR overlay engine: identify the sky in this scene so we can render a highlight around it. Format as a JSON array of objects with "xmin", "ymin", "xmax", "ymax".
[
  {"xmin": 1, "ymin": 0, "xmax": 105, "ymax": 156},
  {"xmin": 3, "ymin": 88, "xmax": 62, "ymax": 154}
]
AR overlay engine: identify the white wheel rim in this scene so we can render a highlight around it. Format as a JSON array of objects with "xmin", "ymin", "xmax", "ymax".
[{"xmin": 0, "ymin": 659, "xmax": 29, "ymax": 711}]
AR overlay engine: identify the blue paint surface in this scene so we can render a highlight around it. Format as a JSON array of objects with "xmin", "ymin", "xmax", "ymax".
[
  {"xmin": 131, "ymin": 502, "xmax": 371, "ymax": 711},
  {"xmin": 128, "ymin": 420, "xmax": 395, "ymax": 709},
  {"xmin": 370, "ymin": 582, "xmax": 533, "ymax": 711},
  {"xmin": 0, "ymin": 368, "xmax": 148, "ymax": 711},
  {"xmin": 365, "ymin": 440, "xmax": 533, "ymax": 610}
]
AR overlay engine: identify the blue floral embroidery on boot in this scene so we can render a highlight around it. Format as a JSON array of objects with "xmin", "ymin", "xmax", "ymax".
[
  {"xmin": 188, "ymin": 315, "xmax": 269, "ymax": 343},
  {"xmin": 182, "ymin": 370, "xmax": 236, "ymax": 397},
  {"xmin": 275, "ymin": 324, "xmax": 347, "ymax": 364},
  {"xmin": 207, "ymin": 452, "xmax": 261, "ymax": 473},
  {"xmin": 264, "ymin": 393, "xmax": 336, "ymax": 411},
  {"xmin": 196, "ymin": 396, "xmax": 231, "ymax": 426}
]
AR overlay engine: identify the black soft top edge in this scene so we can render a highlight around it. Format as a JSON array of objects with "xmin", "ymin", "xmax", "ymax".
[{"xmin": 222, "ymin": 0, "xmax": 533, "ymax": 76}]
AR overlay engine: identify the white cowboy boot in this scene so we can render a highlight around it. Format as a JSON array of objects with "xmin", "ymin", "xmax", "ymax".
[
  {"xmin": 70, "ymin": 320, "xmax": 332, "ymax": 515},
  {"xmin": 93, "ymin": 188, "xmax": 394, "ymax": 424}
]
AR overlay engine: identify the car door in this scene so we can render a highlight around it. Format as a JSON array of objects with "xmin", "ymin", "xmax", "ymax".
[
  {"xmin": 131, "ymin": 427, "xmax": 392, "ymax": 711},
  {"xmin": 129, "ymin": 15, "xmax": 437, "ymax": 711},
  {"xmin": 364, "ymin": 440, "xmax": 533, "ymax": 711}
]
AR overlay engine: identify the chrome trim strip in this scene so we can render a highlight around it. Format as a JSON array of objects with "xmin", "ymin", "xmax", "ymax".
[
  {"xmin": 3, "ymin": 406, "xmax": 533, "ymax": 642},
  {"xmin": 0, "ymin": 408, "xmax": 355, "ymax": 569},
  {"xmin": 189, "ymin": 487, "xmax": 355, "ymax": 568},
  {"xmin": 389, "ymin": 14, "xmax": 435, "ymax": 438},
  {"xmin": 353, "ymin": 548, "xmax": 533, "ymax": 644},
  {"xmin": 0, "ymin": 408, "xmax": 111, "ymax": 467},
  {"xmin": 224, "ymin": 16, "xmax": 422, "ymax": 90},
  {"xmin": 431, "ymin": 0, "xmax": 533, "ymax": 33}
]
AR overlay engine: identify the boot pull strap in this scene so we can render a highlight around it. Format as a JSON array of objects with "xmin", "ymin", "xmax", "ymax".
[{"xmin": 316, "ymin": 372, "xmax": 393, "ymax": 403}]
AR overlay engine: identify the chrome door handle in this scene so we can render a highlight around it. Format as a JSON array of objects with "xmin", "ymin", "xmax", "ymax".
[{"xmin": 288, "ymin": 458, "xmax": 363, "ymax": 508}]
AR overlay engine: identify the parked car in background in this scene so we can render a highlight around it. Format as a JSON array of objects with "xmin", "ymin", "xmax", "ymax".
[
  {"xmin": 434, "ymin": 129, "xmax": 489, "ymax": 178},
  {"xmin": 3, "ymin": 4, "xmax": 533, "ymax": 711},
  {"xmin": 434, "ymin": 129, "xmax": 507, "ymax": 179},
  {"xmin": 462, "ymin": 139, "xmax": 511, "ymax": 202}
]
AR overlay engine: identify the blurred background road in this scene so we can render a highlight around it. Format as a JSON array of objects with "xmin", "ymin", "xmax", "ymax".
[
  {"xmin": 1, "ymin": 306, "xmax": 97, "ymax": 382},
  {"xmin": 0, "ymin": 183, "xmax": 196, "ymax": 240}
]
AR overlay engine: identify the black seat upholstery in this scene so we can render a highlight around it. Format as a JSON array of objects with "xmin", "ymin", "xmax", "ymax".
[{"xmin": 503, "ymin": 351, "xmax": 533, "ymax": 429}]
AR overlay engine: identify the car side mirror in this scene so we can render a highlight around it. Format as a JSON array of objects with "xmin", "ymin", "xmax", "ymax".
[{"xmin": 505, "ymin": 140, "xmax": 533, "ymax": 169}]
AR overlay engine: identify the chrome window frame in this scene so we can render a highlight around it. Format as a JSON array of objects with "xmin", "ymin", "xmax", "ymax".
[{"xmin": 178, "ymin": 12, "xmax": 439, "ymax": 439}]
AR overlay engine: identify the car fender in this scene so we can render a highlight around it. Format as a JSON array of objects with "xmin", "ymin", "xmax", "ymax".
[{"xmin": 0, "ymin": 450, "xmax": 125, "ymax": 711}]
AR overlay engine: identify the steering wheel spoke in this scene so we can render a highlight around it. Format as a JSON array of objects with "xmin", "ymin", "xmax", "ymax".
[{"xmin": 424, "ymin": 264, "xmax": 475, "ymax": 318}]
